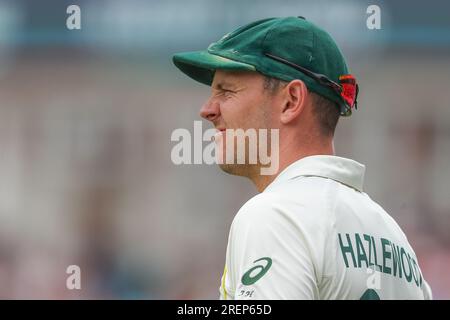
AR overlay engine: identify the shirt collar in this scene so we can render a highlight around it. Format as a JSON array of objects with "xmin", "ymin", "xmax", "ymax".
[{"xmin": 265, "ymin": 155, "xmax": 366, "ymax": 192}]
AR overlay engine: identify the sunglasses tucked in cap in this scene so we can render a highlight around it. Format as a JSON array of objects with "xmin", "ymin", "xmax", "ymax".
[{"xmin": 173, "ymin": 16, "xmax": 359, "ymax": 116}]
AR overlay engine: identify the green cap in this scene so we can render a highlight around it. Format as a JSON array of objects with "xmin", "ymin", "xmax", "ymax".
[{"xmin": 173, "ymin": 16, "xmax": 358, "ymax": 116}]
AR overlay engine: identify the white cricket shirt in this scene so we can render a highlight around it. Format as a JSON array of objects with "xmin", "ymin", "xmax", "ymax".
[{"xmin": 219, "ymin": 155, "xmax": 432, "ymax": 300}]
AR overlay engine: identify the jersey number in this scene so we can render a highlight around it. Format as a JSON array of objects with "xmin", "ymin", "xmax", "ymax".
[{"xmin": 360, "ymin": 289, "xmax": 380, "ymax": 300}]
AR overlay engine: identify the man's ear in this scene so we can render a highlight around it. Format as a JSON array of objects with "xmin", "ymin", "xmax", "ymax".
[{"xmin": 280, "ymin": 80, "xmax": 308, "ymax": 124}]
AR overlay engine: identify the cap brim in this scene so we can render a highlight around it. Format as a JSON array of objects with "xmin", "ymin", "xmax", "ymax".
[{"xmin": 172, "ymin": 51, "xmax": 256, "ymax": 86}]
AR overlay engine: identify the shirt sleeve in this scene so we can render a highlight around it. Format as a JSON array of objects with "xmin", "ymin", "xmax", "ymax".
[{"xmin": 220, "ymin": 193, "xmax": 319, "ymax": 300}]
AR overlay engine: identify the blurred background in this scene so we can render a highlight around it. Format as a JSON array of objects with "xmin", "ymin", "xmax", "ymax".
[{"xmin": 0, "ymin": 0, "xmax": 449, "ymax": 299}]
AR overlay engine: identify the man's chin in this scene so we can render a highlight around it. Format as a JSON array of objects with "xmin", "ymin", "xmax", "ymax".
[
  {"xmin": 217, "ymin": 163, "xmax": 255, "ymax": 178},
  {"xmin": 218, "ymin": 163, "xmax": 240, "ymax": 175}
]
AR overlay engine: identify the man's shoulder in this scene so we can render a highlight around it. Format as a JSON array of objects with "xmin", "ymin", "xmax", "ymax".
[
  {"xmin": 233, "ymin": 192, "xmax": 281, "ymax": 223},
  {"xmin": 231, "ymin": 182, "xmax": 326, "ymax": 230}
]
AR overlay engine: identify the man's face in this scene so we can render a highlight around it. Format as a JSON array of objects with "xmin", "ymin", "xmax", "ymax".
[{"xmin": 199, "ymin": 70, "xmax": 275, "ymax": 176}]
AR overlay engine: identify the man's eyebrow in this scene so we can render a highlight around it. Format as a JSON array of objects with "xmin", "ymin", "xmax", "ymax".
[{"xmin": 213, "ymin": 81, "xmax": 239, "ymax": 90}]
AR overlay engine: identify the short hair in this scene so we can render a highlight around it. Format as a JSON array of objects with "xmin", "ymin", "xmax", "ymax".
[{"xmin": 263, "ymin": 76, "xmax": 340, "ymax": 136}]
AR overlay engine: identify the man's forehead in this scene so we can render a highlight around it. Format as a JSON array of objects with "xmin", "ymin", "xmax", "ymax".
[{"xmin": 212, "ymin": 70, "xmax": 262, "ymax": 87}]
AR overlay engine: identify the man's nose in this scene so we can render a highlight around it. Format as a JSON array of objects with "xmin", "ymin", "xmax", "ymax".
[{"xmin": 199, "ymin": 98, "xmax": 220, "ymax": 121}]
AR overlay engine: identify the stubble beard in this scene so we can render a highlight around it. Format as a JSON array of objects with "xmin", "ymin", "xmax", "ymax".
[{"xmin": 216, "ymin": 101, "xmax": 272, "ymax": 180}]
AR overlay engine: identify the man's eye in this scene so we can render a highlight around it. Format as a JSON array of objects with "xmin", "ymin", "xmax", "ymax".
[
  {"xmin": 212, "ymin": 88, "xmax": 235, "ymax": 97},
  {"xmin": 223, "ymin": 90, "xmax": 235, "ymax": 96}
]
